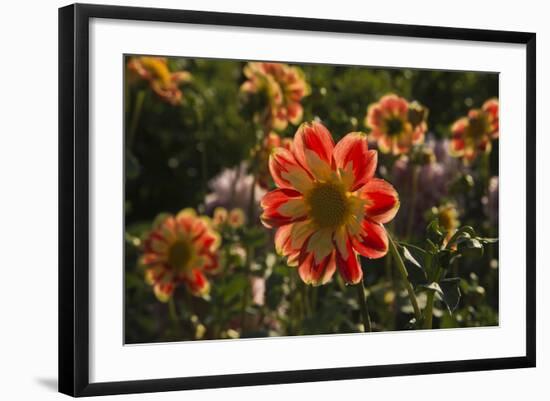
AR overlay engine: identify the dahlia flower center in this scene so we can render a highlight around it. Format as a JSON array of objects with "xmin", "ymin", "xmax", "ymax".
[
  {"xmin": 467, "ymin": 114, "xmax": 490, "ymax": 140},
  {"xmin": 168, "ymin": 240, "xmax": 193, "ymax": 271},
  {"xmin": 307, "ymin": 183, "xmax": 350, "ymax": 228},
  {"xmin": 386, "ymin": 118, "xmax": 404, "ymax": 136}
]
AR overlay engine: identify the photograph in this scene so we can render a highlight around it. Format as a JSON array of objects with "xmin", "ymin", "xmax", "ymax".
[{"xmin": 123, "ymin": 55, "xmax": 500, "ymax": 343}]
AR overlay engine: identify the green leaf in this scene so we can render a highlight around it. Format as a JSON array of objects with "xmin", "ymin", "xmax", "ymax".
[
  {"xmin": 222, "ymin": 275, "xmax": 248, "ymax": 303},
  {"xmin": 457, "ymin": 237, "xmax": 484, "ymax": 259},
  {"xmin": 125, "ymin": 150, "xmax": 141, "ymax": 179},
  {"xmin": 426, "ymin": 219, "xmax": 444, "ymax": 245},
  {"xmin": 437, "ymin": 249, "xmax": 453, "ymax": 270},
  {"xmin": 439, "ymin": 277, "xmax": 462, "ymax": 313},
  {"xmin": 265, "ymin": 270, "xmax": 286, "ymax": 310},
  {"xmin": 419, "ymin": 282, "xmax": 443, "ymax": 296},
  {"xmin": 446, "ymin": 226, "xmax": 476, "ymax": 248},
  {"xmin": 478, "ymin": 237, "xmax": 499, "ymax": 244},
  {"xmin": 398, "ymin": 245, "xmax": 427, "ymax": 286},
  {"xmin": 242, "ymin": 227, "xmax": 268, "ymax": 248},
  {"xmin": 402, "ymin": 246, "xmax": 422, "ymax": 268}
]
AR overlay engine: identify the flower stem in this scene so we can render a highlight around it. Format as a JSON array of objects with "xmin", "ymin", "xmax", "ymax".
[
  {"xmin": 128, "ymin": 89, "xmax": 145, "ymax": 147},
  {"xmin": 481, "ymin": 152, "xmax": 490, "ymax": 192},
  {"xmin": 310, "ymin": 286, "xmax": 318, "ymax": 315},
  {"xmin": 424, "ymin": 266, "xmax": 442, "ymax": 329},
  {"xmin": 168, "ymin": 297, "xmax": 180, "ymax": 337},
  {"xmin": 388, "ymin": 234, "xmax": 422, "ymax": 322},
  {"xmin": 405, "ymin": 165, "xmax": 419, "ymax": 240},
  {"xmin": 168, "ymin": 298, "xmax": 178, "ymax": 322},
  {"xmin": 240, "ymin": 245, "xmax": 254, "ymax": 333},
  {"xmin": 355, "ymin": 280, "xmax": 372, "ymax": 333},
  {"xmin": 301, "ymin": 282, "xmax": 311, "ymax": 319},
  {"xmin": 200, "ymin": 139, "xmax": 208, "ymax": 197},
  {"xmin": 423, "ymin": 291, "xmax": 435, "ymax": 329}
]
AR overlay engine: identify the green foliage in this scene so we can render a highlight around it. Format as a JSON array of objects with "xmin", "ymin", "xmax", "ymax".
[{"xmin": 399, "ymin": 220, "xmax": 497, "ymax": 326}]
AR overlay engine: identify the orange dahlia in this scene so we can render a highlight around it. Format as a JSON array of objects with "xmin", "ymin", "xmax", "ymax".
[
  {"xmin": 365, "ymin": 94, "xmax": 428, "ymax": 155},
  {"xmin": 241, "ymin": 62, "xmax": 310, "ymax": 131},
  {"xmin": 140, "ymin": 209, "xmax": 221, "ymax": 301},
  {"xmin": 449, "ymin": 98, "xmax": 499, "ymax": 163},
  {"xmin": 127, "ymin": 56, "xmax": 191, "ymax": 106},
  {"xmin": 261, "ymin": 122, "xmax": 400, "ymax": 285}
]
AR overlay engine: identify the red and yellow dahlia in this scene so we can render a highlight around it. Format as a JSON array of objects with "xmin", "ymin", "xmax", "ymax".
[
  {"xmin": 127, "ymin": 56, "xmax": 191, "ymax": 106},
  {"xmin": 241, "ymin": 62, "xmax": 310, "ymax": 131},
  {"xmin": 140, "ymin": 209, "xmax": 221, "ymax": 301},
  {"xmin": 449, "ymin": 98, "xmax": 499, "ymax": 163},
  {"xmin": 365, "ymin": 94, "xmax": 428, "ymax": 155},
  {"xmin": 261, "ymin": 122, "xmax": 400, "ymax": 285}
]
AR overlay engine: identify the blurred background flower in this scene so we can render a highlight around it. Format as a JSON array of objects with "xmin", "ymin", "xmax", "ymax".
[
  {"xmin": 392, "ymin": 137, "xmax": 462, "ymax": 237},
  {"xmin": 449, "ymin": 98, "xmax": 499, "ymax": 163},
  {"xmin": 127, "ymin": 56, "xmax": 192, "ymax": 105},
  {"xmin": 365, "ymin": 94, "xmax": 428, "ymax": 155},
  {"xmin": 241, "ymin": 62, "xmax": 310, "ymax": 131},
  {"xmin": 204, "ymin": 162, "xmax": 266, "ymax": 220},
  {"xmin": 140, "ymin": 209, "xmax": 221, "ymax": 301}
]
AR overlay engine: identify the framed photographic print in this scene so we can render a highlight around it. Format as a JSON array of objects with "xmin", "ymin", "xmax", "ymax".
[{"xmin": 58, "ymin": 3, "xmax": 536, "ymax": 397}]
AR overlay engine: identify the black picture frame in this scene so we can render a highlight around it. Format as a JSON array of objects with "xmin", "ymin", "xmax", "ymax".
[{"xmin": 59, "ymin": 3, "xmax": 536, "ymax": 397}]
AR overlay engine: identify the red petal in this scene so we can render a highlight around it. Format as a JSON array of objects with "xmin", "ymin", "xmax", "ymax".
[
  {"xmin": 360, "ymin": 178, "xmax": 400, "ymax": 224},
  {"xmin": 483, "ymin": 98, "xmax": 499, "ymax": 120},
  {"xmin": 483, "ymin": 98, "xmax": 499, "ymax": 137},
  {"xmin": 334, "ymin": 235, "xmax": 362, "ymax": 285},
  {"xmin": 287, "ymin": 103, "xmax": 303, "ymax": 125},
  {"xmin": 269, "ymin": 147, "xmax": 313, "ymax": 192},
  {"xmin": 153, "ymin": 282, "xmax": 175, "ymax": 302},
  {"xmin": 449, "ymin": 137, "xmax": 465, "ymax": 156},
  {"xmin": 274, "ymin": 224, "xmax": 294, "ymax": 256},
  {"xmin": 380, "ymin": 94, "xmax": 408, "ymax": 118},
  {"xmin": 145, "ymin": 265, "xmax": 167, "ymax": 284},
  {"xmin": 377, "ymin": 136, "xmax": 393, "ymax": 154},
  {"xmin": 293, "ymin": 122, "xmax": 335, "ymax": 173},
  {"xmin": 366, "ymin": 104, "xmax": 384, "ymax": 133},
  {"xmin": 333, "ymin": 132, "xmax": 377, "ymax": 191},
  {"xmin": 183, "ymin": 269, "xmax": 210, "ymax": 296},
  {"xmin": 352, "ymin": 219, "xmax": 389, "ymax": 259},
  {"xmin": 451, "ymin": 117, "xmax": 468, "ymax": 138},
  {"xmin": 200, "ymin": 252, "xmax": 219, "ymax": 273},
  {"xmin": 260, "ymin": 188, "xmax": 305, "ymax": 228},
  {"xmin": 298, "ymin": 250, "xmax": 336, "ymax": 286}
]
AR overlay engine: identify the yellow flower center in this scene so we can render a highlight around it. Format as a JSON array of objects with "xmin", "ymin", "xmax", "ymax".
[
  {"xmin": 307, "ymin": 182, "xmax": 350, "ymax": 228},
  {"xmin": 168, "ymin": 240, "xmax": 194, "ymax": 272}
]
